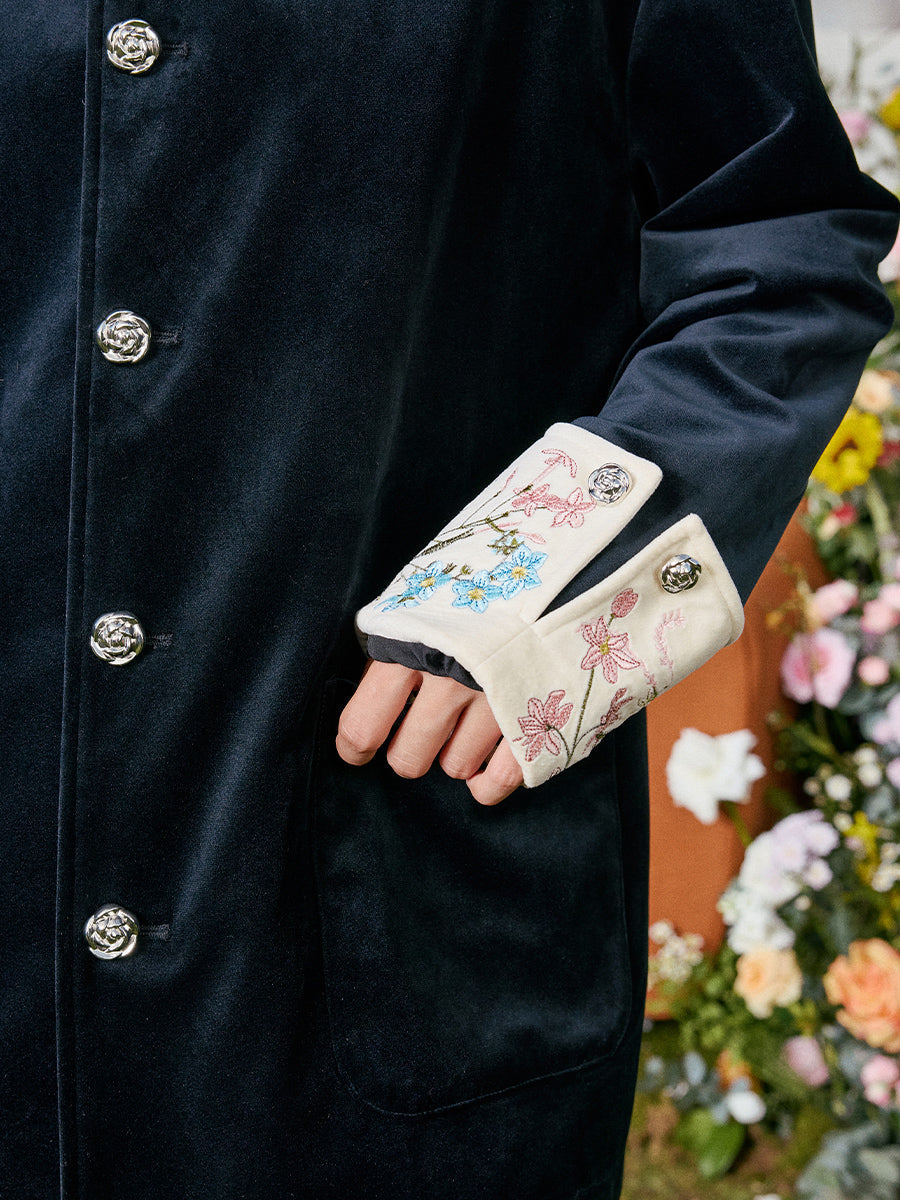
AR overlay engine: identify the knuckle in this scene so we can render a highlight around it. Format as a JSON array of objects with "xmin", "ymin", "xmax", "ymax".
[
  {"xmin": 440, "ymin": 754, "xmax": 471, "ymax": 781},
  {"xmin": 491, "ymin": 762, "xmax": 522, "ymax": 794},
  {"xmin": 385, "ymin": 746, "xmax": 427, "ymax": 779},
  {"xmin": 336, "ymin": 714, "xmax": 378, "ymax": 758}
]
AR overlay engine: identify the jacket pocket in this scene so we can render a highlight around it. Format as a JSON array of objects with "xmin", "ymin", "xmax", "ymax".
[{"xmin": 312, "ymin": 678, "xmax": 633, "ymax": 1115}]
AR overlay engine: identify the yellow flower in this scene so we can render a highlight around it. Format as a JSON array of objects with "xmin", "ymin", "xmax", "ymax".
[
  {"xmin": 880, "ymin": 87, "xmax": 900, "ymax": 131},
  {"xmin": 811, "ymin": 408, "xmax": 883, "ymax": 494}
]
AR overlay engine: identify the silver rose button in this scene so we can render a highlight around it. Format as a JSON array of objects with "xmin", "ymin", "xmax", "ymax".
[
  {"xmin": 90, "ymin": 612, "xmax": 146, "ymax": 664},
  {"xmin": 96, "ymin": 311, "xmax": 151, "ymax": 363},
  {"xmin": 588, "ymin": 464, "xmax": 632, "ymax": 505},
  {"xmin": 106, "ymin": 20, "xmax": 161, "ymax": 74},
  {"xmin": 660, "ymin": 554, "xmax": 702, "ymax": 593},
  {"xmin": 85, "ymin": 906, "xmax": 140, "ymax": 960}
]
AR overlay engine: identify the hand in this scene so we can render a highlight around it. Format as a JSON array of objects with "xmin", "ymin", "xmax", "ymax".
[{"xmin": 335, "ymin": 660, "xmax": 523, "ymax": 805}]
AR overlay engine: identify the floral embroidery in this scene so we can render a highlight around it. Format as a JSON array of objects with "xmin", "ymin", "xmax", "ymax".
[
  {"xmin": 491, "ymin": 547, "xmax": 547, "ymax": 598},
  {"xmin": 452, "ymin": 571, "xmax": 503, "ymax": 613},
  {"xmin": 511, "ymin": 482, "xmax": 554, "ymax": 518},
  {"xmin": 380, "ymin": 560, "xmax": 453, "ymax": 609},
  {"xmin": 611, "ymin": 588, "xmax": 638, "ymax": 618},
  {"xmin": 514, "ymin": 587, "xmax": 689, "ymax": 771},
  {"xmin": 379, "ymin": 446, "xmax": 596, "ymax": 613},
  {"xmin": 517, "ymin": 690, "xmax": 574, "ymax": 761},
  {"xmin": 549, "ymin": 487, "xmax": 593, "ymax": 528},
  {"xmin": 579, "ymin": 614, "xmax": 642, "ymax": 683}
]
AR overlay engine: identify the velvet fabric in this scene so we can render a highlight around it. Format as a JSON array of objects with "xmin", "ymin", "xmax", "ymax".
[{"xmin": 0, "ymin": 1, "xmax": 896, "ymax": 1197}]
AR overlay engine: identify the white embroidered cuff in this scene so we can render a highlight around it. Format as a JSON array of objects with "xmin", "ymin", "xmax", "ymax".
[{"xmin": 356, "ymin": 424, "xmax": 744, "ymax": 786}]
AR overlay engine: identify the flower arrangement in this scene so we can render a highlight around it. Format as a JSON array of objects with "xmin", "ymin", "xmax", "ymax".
[{"xmin": 639, "ymin": 42, "xmax": 900, "ymax": 1198}]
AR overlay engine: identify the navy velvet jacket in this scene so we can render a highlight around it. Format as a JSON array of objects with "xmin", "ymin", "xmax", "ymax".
[{"xmin": 0, "ymin": 2, "xmax": 896, "ymax": 1198}]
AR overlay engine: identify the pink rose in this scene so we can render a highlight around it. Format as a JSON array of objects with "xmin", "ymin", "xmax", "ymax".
[
  {"xmin": 880, "ymin": 583, "xmax": 900, "ymax": 610},
  {"xmin": 860, "ymin": 1055, "xmax": 900, "ymax": 1108},
  {"xmin": 810, "ymin": 580, "xmax": 858, "ymax": 625},
  {"xmin": 780, "ymin": 629, "xmax": 855, "ymax": 708},
  {"xmin": 840, "ymin": 109, "xmax": 872, "ymax": 145},
  {"xmin": 859, "ymin": 656, "xmax": 891, "ymax": 687},
  {"xmin": 861, "ymin": 599, "xmax": 900, "ymax": 635},
  {"xmin": 782, "ymin": 1036, "xmax": 829, "ymax": 1087}
]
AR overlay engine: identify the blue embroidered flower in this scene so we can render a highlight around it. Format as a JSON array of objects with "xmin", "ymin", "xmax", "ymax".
[
  {"xmin": 491, "ymin": 546, "xmax": 547, "ymax": 599},
  {"xmin": 381, "ymin": 591, "xmax": 421, "ymax": 611},
  {"xmin": 488, "ymin": 532, "xmax": 523, "ymax": 556},
  {"xmin": 381, "ymin": 560, "xmax": 453, "ymax": 611},
  {"xmin": 407, "ymin": 560, "xmax": 453, "ymax": 597},
  {"xmin": 452, "ymin": 571, "xmax": 502, "ymax": 613}
]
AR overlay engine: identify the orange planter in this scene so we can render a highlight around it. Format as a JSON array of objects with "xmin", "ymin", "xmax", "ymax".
[{"xmin": 646, "ymin": 512, "xmax": 828, "ymax": 960}]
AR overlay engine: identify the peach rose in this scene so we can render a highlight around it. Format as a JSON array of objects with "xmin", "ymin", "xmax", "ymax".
[
  {"xmin": 735, "ymin": 947, "xmax": 803, "ymax": 1018},
  {"xmin": 824, "ymin": 940, "xmax": 900, "ymax": 1053}
]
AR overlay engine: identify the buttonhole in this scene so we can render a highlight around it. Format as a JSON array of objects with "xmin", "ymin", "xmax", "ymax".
[
  {"xmin": 150, "ymin": 633, "xmax": 174, "ymax": 650},
  {"xmin": 154, "ymin": 327, "xmax": 182, "ymax": 347},
  {"xmin": 142, "ymin": 923, "xmax": 170, "ymax": 941}
]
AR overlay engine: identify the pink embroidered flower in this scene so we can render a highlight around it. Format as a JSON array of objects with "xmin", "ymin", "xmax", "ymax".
[
  {"xmin": 809, "ymin": 580, "xmax": 858, "ymax": 625},
  {"xmin": 540, "ymin": 447, "xmax": 577, "ymax": 477},
  {"xmin": 511, "ymin": 482, "xmax": 553, "ymax": 518},
  {"xmin": 580, "ymin": 616, "xmax": 641, "ymax": 683},
  {"xmin": 611, "ymin": 588, "xmax": 638, "ymax": 618},
  {"xmin": 517, "ymin": 690, "xmax": 573, "ymax": 761},
  {"xmin": 779, "ymin": 629, "xmax": 855, "ymax": 708},
  {"xmin": 549, "ymin": 487, "xmax": 594, "ymax": 528},
  {"xmin": 880, "ymin": 583, "xmax": 900, "ymax": 610},
  {"xmin": 861, "ymin": 598, "xmax": 900, "ymax": 635}
]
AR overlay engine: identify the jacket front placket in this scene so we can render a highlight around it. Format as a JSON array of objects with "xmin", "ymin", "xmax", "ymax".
[{"xmin": 57, "ymin": 7, "xmax": 185, "ymax": 1194}]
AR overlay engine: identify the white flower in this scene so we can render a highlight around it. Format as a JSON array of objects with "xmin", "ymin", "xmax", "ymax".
[
  {"xmin": 726, "ymin": 904, "xmax": 795, "ymax": 955},
  {"xmin": 872, "ymin": 864, "xmax": 900, "ymax": 893},
  {"xmin": 739, "ymin": 834, "xmax": 802, "ymax": 906},
  {"xmin": 649, "ymin": 920, "xmax": 674, "ymax": 943},
  {"xmin": 824, "ymin": 774, "xmax": 852, "ymax": 802},
  {"xmin": 834, "ymin": 812, "xmax": 853, "ymax": 832},
  {"xmin": 802, "ymin": 859, "xmax": 833, "ymax": 890},
  {"xmin": 666, "ymin": 728, "xmax": 765, "ymax": 825},
  {"xmin": 725, "ymin": 1087, "xmax": 766, "ymax": 1124},
  {"xmin": 858, "ymin": 762, "xmax": 883, "ymax": 788}
]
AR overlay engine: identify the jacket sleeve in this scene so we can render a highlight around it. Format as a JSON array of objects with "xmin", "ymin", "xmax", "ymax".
[{"xmin": 356, "ymin": 0, "xmax": 900, "ymax": 787}]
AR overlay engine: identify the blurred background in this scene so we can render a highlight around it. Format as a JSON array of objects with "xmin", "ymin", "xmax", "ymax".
[{"xmin": 626, "ymin": 4, "xmax": 900, "ymax": 1198}]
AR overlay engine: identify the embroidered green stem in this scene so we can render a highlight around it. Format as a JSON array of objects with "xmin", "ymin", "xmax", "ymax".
[{"xmin": 566, "ymin": 668, "xmax": 595, "ymax": 765}]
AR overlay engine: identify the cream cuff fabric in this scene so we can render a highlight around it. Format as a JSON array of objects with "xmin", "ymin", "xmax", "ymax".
[{"xmin": 356, "ymin": 422, "xmax": 744, "ymax": 786}]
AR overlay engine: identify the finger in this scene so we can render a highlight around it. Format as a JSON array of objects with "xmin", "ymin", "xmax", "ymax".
[
  {"xmin": 438, "ymin": 694, "xmax": 503, "ymax": 780},
  {"xmin": 336, "ymin": 661, "xmax": 421, "ymax": 765},
  {"xmin": 385, "ymin": 674, "xmax": 478, "ymax": 780},
  {"xmin": 466, "ymin": 739, "xmax": 523, "ymax": 806}
]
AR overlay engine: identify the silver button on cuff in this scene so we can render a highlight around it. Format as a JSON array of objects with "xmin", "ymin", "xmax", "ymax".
[
  {"xmin": 588, "ymin": 463, "xmax": 632, "ymax": 505},
  {"xmin": 85, "ymin": 906, "xmax": 140, "ymax": 959},
  {"xmin": 660, "ymin": 554, "xmax": 702, "ymax": 593},
  {"xmin": 106, "ymin": 19, "xmax": 161, "ymax": 74},
  {"xmin": 96, "ymin": 310, "xmax": 151, "ymax": 363},
  {"xmin": 90, "ymin": 612, "xmax": 146, "ymax": 664}
]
